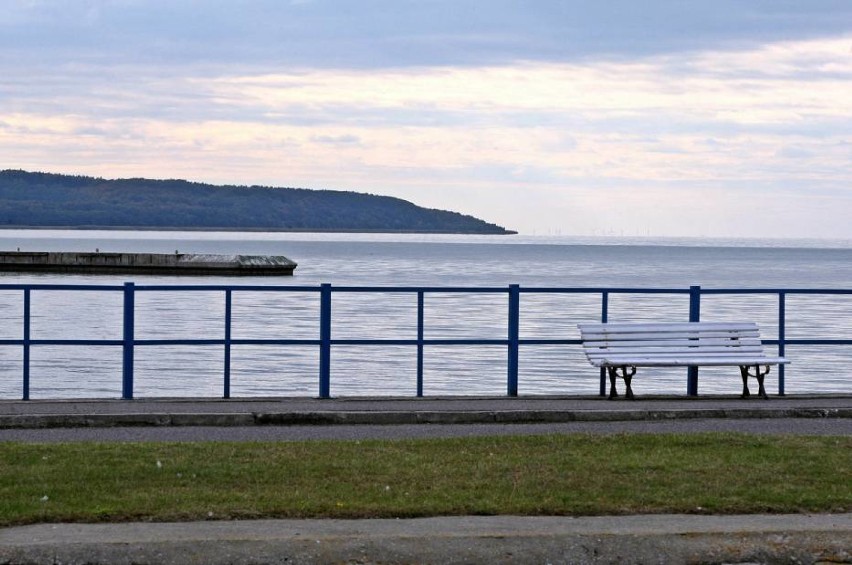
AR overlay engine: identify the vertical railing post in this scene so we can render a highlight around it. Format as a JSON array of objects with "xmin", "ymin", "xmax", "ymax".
[
  {"xmin": 417, "ymin": 290, "xmax": 424, "ymax": 397},
  {"xmin": 224, "ymin": 289, "xmax": 232, "ymax": 399},
  {"xmin": 507, "ymin": 284, "xmax": 520, "ymax": 396},
  {"xmin": 778, "ymin": 291, "xmax": 786, "ymax": 396},
  {"xmin": 22, "ymin": 288, "xmax": 31, "ymax": 401},
  {"xmin": 599, "ymin": 291, "xmax": 609, "ymax": 397},
  {"xmin": 687, "ymin": 285, "xmax": 701, "ymax": 396},
  {"xmin": 319, "ymin": 283, "xmax": 332, "ymax": 398},
  {"xmin": 122, "ymin": 282, "xmax": 135, "ymax": 400}
]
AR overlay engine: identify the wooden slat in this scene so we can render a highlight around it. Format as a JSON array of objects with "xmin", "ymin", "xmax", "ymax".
[
  {"xmin": 582, "ymin": 338, "xmax": 763, "ymax": 348},
  {"xmin": 577, "ymin": 323, "xmax": 758, "ymax": 334},
  {"xmin": 581, "ymin": 330, "xmax": 760, "ymax": 341},
  {"xmin": 585, "ymin": 346, "xmax": 766, "ymax": 357},
  {"xmin": 590, "ymin": 356, "xmax": 789, "ymax": 367},
  {"xmin": 582, "ymin": 326, "xmax": 758, "ymax": 332},
  {"xmin": 578, "ymin": 322, "xmax": 758, "ymax": 333},
  {"xmin": 583, "ymin": 342, "xmax": 765, "ymax": 350}
]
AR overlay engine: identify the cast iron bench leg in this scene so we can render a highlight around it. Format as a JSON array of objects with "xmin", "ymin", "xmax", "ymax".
[
  {"xmin": 740, "ymin": 365, "xmax": 770, "ymax": 400},
  {"xmin": 607, "ymin": 365, "xmax": 636, "ymax": 400},
  {"xmin": 756, "ymin": 364, "xmax": 769, "ymax": 400},
  {"xmin": 607, "ymin": 366, "xmax": 619, "ymax": 399},
  {"xmin": 739, "ymin": 365, "xmax": 751, "ymax": 398}
]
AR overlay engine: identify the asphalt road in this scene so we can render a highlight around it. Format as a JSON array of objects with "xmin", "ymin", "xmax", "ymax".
[{"xmin": 2, "ymin": 416, "xmax": 850, "ymax": 443}]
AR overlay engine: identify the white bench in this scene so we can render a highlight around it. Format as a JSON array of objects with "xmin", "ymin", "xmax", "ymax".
[{"xmin": 578, "ymin": 322, "xmax": 789, "ymax": 399}]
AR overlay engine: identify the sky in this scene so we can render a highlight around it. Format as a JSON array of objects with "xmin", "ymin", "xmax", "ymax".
[{"xmin": 1, "ymin": 1, "xmax": 851, "ymax": 238}]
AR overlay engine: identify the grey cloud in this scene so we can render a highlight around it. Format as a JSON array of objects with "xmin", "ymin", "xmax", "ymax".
[
  {"xmin": 311, "ymin": 134, "xmax": 361, "ymax": 145},
  {"xmin": 1, "ymin": 0, "xmax": 850, "ymax": 73},
  {"xmin": 774, "ymin": 146, "xmax": 819, "ymax": 159}
]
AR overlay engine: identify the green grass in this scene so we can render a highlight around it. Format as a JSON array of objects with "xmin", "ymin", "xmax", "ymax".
[{"xmin": 1, "ymin": 433, "xmax": 849, "ymax": 526}]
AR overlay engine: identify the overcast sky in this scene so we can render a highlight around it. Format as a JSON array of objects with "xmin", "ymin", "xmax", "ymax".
[{"xmin": 2, "ymin": 1, "xmax": 851, "ymax": 238}]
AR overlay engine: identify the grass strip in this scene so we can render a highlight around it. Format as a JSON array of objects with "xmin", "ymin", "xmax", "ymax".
[{"xmin": 1, "ymin": 433, "xmax": 849, "ymax": 526}]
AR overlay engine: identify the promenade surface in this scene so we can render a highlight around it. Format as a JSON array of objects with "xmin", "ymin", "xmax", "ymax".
[
  {"xmin": 1, "ymin": 394, "xmax": 850, "ymax": 564},
  {"xmin": 2, "ymin": 393, "xmax": 851, "ymax": 428}
]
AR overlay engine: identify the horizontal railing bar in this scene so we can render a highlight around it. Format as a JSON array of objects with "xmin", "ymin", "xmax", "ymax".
[
  {"xmin": 1, "ymin": 339, "xmax": 587, "ymax": 347},
  {"xmin": 0, "ymin": 339, "xmax": 320, "ymax": 347},
  {"xmin": 520, "ymin": 287, "xmax": 692, "ymax": 294},
  {"xmin": 0, "ymin": 284, "xmax": 125, "ymax": 291},
  {"xmin": 4, "ymin": 338, "xmax": 850, "ymax": 347},
  {"xmin": 763, "ymin": 339, "xmax": 852, "ymax": 346},
  {"xmin": 332, "ymin": 286, "xmax": 509, "ymax": 293},
  {"xmin": 2, "ymin": 340, "xmax": 124, "ymax": 346},
  {"xmin": 133, "ymin": 339, "xmax": 242, "ymax": 346},
  {"xmin": 134, "ymin": 285, "xmax": 514, "ymax": 293},
  {"xmin": 3, "ymin": 283, "xmax": 850, "ymax": 295},
  {"xmin": 135, "ymin": 339, "xmax": 514, "ymax": 347},
  {"xmin": 229, "ymin": 339, "xmax": 320, "ymax": 346},
  {"xmin": 333, "ymin": 339, "xmax": 509, "ymax": 346},
  {"xmin": 519, "ymin": 339, "xmax": 583, "ymax": 345},
  {"xmin": 134, "ymin": 339, "xmax": 322, "ymax": 346},
  {"xmin": 701, "ymin": 288, "xmax": 852, "ymax": 295},
  {"xmin": 329, "ymin": 339, "xmax": 421, "ymax": 346},
  {"xmin": 133, "ymin": 285, "xmax": 321, "ymax": 292}
]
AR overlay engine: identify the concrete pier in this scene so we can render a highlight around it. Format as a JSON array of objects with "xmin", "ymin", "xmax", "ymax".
[{"xmin": 0, "ymin": 251, "xmax": 296, "ymax": 275}]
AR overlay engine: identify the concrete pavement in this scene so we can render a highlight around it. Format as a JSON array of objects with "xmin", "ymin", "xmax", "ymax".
[
  {"xmin": 1, "ymin": 394, "xmax": 850, "ymax": 429},
  {"xmin": 1, "ymin": 514, "xmax": 850, "ymax": 564}
]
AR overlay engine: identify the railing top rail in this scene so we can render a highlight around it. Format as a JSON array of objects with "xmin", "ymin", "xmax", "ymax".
[
  {"xmin": 133, "ymin": 285, "xmax": 321, "ymax": 292},
  {"xmin": 0, "ymin": 282, "xmax": 849, "ymax": 295},
  {"xmin": 332, "ymin": 286, "xmax": 510, "ymax": 293},
  {"xmin": 0, "ymin": 284, "xmax": 126, "ymax": 291},
  {"xmin": 702, "ymin": 288, "xmax": 852, "ymax": 295},
  {"xmin": 520, "ymin": 287, "xmax": 692, "ymax": 294}
]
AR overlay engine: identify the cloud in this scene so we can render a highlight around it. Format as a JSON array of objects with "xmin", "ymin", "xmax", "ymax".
[
  {"xmin": 2, "ymin": 0, "xmax": 851, "ymax": 70},
  {"xmin": 311, "ymin": 134, "xmax": 362, "ymax": 145}
]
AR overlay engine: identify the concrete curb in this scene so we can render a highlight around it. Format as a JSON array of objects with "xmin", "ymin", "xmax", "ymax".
[
  {"xmin": 1, "ymin": 406, "xmax": 850, "ymax": 429},
  {"xmin": 1, "ymin": 514, "xmax": 850, "ymax": 564}
]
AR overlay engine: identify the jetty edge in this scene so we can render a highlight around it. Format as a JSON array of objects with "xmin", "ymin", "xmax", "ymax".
[{"xmin": 0, "ymin": 251, "xmax": 297, "ymax": 276}]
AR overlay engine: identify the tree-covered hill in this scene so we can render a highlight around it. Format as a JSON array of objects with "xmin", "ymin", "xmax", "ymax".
[{"xmin": 0, "ymin": 170, "xmax": 515, "ymax": 234}]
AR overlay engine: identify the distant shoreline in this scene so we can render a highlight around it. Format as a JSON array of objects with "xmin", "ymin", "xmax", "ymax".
[
  {"xmin": 0, "ymin": 225, "xmax": 518, "ymax": 235},
  {"xmin": 1, "ymin": 170, "xmax": 516, "ymax": 235}
]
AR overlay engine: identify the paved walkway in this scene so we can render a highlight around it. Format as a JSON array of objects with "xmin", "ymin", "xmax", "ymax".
[
  {"xmin": 1, "ymin": 514, "xmax": 850, "ymax": 564},
  {"xmin": 1, "ymin": 394, "xmax": 850, "ymax": 428},
  {"xmin": 1, "ymin": 395, "xmax": 850, "ymax": 564}
]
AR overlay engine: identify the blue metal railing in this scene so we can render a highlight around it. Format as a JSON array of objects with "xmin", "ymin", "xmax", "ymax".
[{"xmin": 1, "ymin": 283, "xmax": 850, "ymax": 400}]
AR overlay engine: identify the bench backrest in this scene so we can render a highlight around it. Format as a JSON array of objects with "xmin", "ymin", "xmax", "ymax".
[{"xmin": 578, "ymin": 322, "xmax": 766, "ymax": 363}]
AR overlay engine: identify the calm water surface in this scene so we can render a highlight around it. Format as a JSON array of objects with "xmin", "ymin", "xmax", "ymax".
[{"xmin": 1, "ymin": 230, "xmax": 850, "ymax": 399}]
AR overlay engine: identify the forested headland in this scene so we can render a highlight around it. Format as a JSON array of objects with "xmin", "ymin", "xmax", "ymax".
[{"xmin": 0, "ymin": 170, "xmax": 515, "ymax": 234}]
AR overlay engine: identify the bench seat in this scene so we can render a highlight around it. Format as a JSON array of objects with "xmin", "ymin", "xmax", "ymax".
[
  {"xmin": 578, "ymin": 322, "xmax": 789, "ymax": 399},
  {"xmin": 588, "ymin": 356, "xmax": 788, "ymax": 367}
]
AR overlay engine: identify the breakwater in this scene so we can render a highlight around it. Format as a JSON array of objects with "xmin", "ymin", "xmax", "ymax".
[{"xmin": 0, "ymin": 251, "xmax": 296, "ymax": 275}]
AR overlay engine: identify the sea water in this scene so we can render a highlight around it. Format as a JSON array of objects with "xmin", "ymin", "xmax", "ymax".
[{"xmin": 0, "ymin": 230, "xmax": 850, "ymax": 399}]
